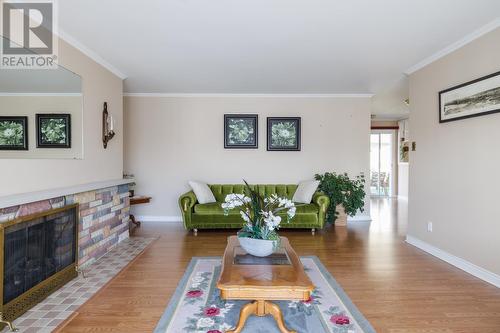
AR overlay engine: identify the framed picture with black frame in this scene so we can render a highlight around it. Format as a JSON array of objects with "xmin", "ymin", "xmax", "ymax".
[
  {"xmin": 224, "ymin": 114, "xmax": 258, "ymax": 149},
  {"xmin": 0, "ymin": 116, "xmax": 28, "ymax": 150},
  {"xmin": 439, "ymin": 70, "xmax": 500, "ymax": 123},
  {"xmin": 36, "ymin": 113, "xmax": 71, "ymax": 148},
  {"xmin": 267, "ymin": 117, "xmax": 301, "ymax": 151}
]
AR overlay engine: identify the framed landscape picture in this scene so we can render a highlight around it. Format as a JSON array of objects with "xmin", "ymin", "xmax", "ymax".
[
  {"xmin": 36, "ymin": 114, "xmax": 71, "ymax": 148},
  {"xmin": 267, "ymin": 117, "xmax": 301, "ymax": 151},
  {"xmin": 439, "ymin": 71, "xmax": 500, "ymax": 123},
  {"xmin": 224, "ymin": 114, "xmax": 258, "ymax": 149},
  {"xmin": 0, "ymin": 116, "xmax": 28, "ymax": 150}
]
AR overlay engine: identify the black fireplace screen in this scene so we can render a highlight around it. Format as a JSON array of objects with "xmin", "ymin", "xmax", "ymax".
[{"xmin": 3, "ymin": 208, "xmax": 77, "ymax": 304}]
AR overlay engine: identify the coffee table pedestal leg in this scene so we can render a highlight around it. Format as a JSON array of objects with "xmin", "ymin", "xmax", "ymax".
[{"xmin": 226, "ymin": 300, "xmax": 296, "ymax": 333}]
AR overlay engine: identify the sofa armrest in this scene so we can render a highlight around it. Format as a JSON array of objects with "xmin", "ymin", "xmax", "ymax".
[
  {"xmin": 312, "ymin": 192, "xmax": 330, "ymax": 228},
  {"xmin": 178, "ymin": 191, "xmax": 197, "ymax": 229}
]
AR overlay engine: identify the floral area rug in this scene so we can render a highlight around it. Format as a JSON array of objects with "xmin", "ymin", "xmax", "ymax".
[{"xmin": 154, "ymin": 256, "xmax": 376, "ymax": 333}]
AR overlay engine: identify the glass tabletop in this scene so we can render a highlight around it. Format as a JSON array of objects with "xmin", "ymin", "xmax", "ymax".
[{"xmin": 232, "ymin": 246, "xmax": 292, "ymax": 266}]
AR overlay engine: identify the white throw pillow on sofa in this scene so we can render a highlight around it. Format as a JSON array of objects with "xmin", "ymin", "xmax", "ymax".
[
  {"xmin": 292, "ymin": 180, "xmax": 320, "ymax": 204},
  {"xmin": 189, "ymin": 181, "xmax": 216, "ymax": 204}
]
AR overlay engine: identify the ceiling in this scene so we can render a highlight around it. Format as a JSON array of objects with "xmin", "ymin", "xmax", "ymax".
[{"xmin": 58, "ymin": 0, "xmax": 500, "ymax": 95}]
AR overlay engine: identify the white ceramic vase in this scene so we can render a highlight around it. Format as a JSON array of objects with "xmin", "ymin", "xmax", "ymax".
[{"xmin": 238, "ymin": 236, "xmax": 276, "ymax": 257}]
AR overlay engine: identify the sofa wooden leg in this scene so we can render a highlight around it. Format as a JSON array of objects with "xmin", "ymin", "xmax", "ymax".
[
  {"xmin": 311, "ymin": 228, "xmax": 315, "ymax": 235},
  {"xmin": 193, "ymin": 228, "xmax": 198, "ymax": 236}
]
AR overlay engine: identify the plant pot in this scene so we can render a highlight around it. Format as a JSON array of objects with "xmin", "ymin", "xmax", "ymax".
[
  {"xmin": 335, "ymin": 204, "xmax": 348, "ymax": 227},
  {"xmin": 238, "ymin": 236, "xmax": 276, "ymax": 257}
]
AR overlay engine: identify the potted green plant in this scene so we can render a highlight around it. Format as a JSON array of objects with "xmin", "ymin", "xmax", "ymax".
[
  {"xmin": 314, "ymin": 172, "xmax": 366, "ymax": 225},
  {"xmin": 221, "ymin": 180, "xmax": 297, "ymax": 257}
]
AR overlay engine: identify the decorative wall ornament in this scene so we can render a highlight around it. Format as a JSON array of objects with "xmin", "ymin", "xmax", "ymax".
[
  {"xmin": 439, "ymin": 71, "xmax": 500, "ymax": 123},
  {"xmin": 399, "ymin": 119, "xmax": 410, "ymax": 163},
  {"xmin": 267, "ymin": 117, "xmax": 301, "ymax": 151},
  {"xmin": 36, "ymin": 114, "xmax": 71, "ymax": 148},
  {"xmin": 224, "ymin": 114, "xmax": 258, "ymax": 149},
  {"xmin": 102, "ymin": 102, "xmax": 115, "ymax": 149},
  {"xmin": 0, "ymin": 116, "xmax": 28, "ymax": 150}
]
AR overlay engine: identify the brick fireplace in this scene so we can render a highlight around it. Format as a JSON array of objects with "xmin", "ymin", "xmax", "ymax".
[
  {"xmin": 0, "ymin": 181, "xmax": 131, "ymax": 327},
  {"xmin": 1, "ymin": 204, "xmax": 79, "ymax": 324}
]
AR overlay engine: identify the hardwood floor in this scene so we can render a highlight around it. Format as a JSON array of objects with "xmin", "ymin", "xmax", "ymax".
[{"xmin": 57, "ymin": 198, "xmax": 500, "ymax": 333}]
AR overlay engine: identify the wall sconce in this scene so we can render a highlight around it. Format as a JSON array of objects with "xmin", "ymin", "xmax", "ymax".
[{"xmin": 102, "ymin": 102, "xmax": 115, "ymax": 149}]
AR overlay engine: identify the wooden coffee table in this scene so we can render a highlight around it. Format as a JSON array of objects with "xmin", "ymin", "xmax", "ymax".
[{"xmin": 217, "ymin": 236, "xmax": 314, "ymax": 333}]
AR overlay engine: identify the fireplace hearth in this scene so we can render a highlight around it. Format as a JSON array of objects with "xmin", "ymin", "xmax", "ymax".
[{"xmin": 0, "ymin": 204, "xmax": 79, "ymax": 330}]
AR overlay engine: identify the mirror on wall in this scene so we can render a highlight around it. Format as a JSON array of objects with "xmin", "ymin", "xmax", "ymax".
[{"xmin": 0, "ymin": 36, "xmax": 83, "ymax": 159}]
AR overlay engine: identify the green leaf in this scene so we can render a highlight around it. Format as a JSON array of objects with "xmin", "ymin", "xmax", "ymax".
[{"xmin": 314, "ymin": 171, "xmax": 366, "ymax": 224}]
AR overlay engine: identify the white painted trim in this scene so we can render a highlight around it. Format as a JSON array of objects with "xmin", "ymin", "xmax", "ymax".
[
  {"xmin": 123, "ymin": 93, "xmax": 374, "ymax": 98},
  {"xmin": 371, "ymin": 114, "xmax": 409, "ymax": 121},
  {"xmin": 405, "ymin": 18, "xmax": 500, "ymax": 75},
  {"xmin": 347, "ymin": 214, "xmax": 372, "ymax": 222},
  {"xmin": 135, "ymin": 216, "xmax": 182, "ymax": 222},
  {"xmin": 0, "ymin": 178, "xmax": 134, "ymax": 209},
  {"xmin": 134, "ymin": 215, "xmax": 372, "ymax": 223},
  {"xmin": 57, "ymin": 29, "xmax": 128, "ymax": 80},
  {"xmin": 0, "ymin": 93, "xmax": 82, "ymax": 97},
  {"xmin": 406, "ymin": 235, "xmax": 500, "ymax": 288}
]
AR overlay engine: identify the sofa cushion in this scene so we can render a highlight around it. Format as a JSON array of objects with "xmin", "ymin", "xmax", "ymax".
[
  {"xmin": 194, "ymin": 202, "xmax": 318, "ymax": 215},
  {"xmin": 292, "ymin": 180, "xmax": 320, "ymax": 203},
  {"xmin": 189, "ymin": 180, "xmax": 216, "ymax": 204},
  {"xmin": 194, "ymin": 203, "xmax": 239, "ymax": 215}
]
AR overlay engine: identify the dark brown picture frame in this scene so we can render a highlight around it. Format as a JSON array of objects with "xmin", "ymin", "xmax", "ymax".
[
  {"xmin": 0, "ymin": 116, "xmax": 28, "ymax": 150},
  {"xmin": 36, "ymin": 113, "xmax": 72, "ymax": 148},
  {"xmin": 224, "ymin": 114, "xmax": 258, "ymax": 149},
  {"xmin": 267, "ymin": 117, "xmax": 301, "ymax": 151},
  {"xmin": 439, "ymin": 70, "xmax": 500, "ymax": 123}
]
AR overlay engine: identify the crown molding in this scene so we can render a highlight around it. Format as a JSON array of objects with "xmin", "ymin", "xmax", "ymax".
[
  {"xmin": 57, "ymin": 29, "xmax": 128, "ymax": 80},
  {"xmin": 123, "ymin": 93, "xmax": 374, "ymax": 98},
  {"xmin": 405, "ymin": 18, "xmax": 500, "ymax": 75}
]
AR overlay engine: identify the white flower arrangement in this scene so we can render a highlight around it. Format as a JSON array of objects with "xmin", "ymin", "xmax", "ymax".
[{"xmin": 221, "ymin": 181, "xmax": 298, "ymax": 240}]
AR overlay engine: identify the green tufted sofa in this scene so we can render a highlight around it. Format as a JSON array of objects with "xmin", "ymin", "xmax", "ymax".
[{"xmin": 179, "ymin": 184, "xmax": 330, "ymax": 234}]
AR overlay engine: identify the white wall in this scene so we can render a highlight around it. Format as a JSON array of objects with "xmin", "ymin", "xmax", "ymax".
[
  {"xmin": 408, "ymin": 27, "xmax": 500, "ymax": 275},
  {"xmin": 397, "ymin": 119, "xmax": 409, "ymax": 199},
  {"xmin": 398, "ymin": 163, "xmax": 409, "ymax": 199},
  {"xmin": 124, "ymin": 96, "xmax": 371, "ymax": 218},
  {"xmin": 0, "ymin": 38, "xmax": 124, "ymax": 196}
]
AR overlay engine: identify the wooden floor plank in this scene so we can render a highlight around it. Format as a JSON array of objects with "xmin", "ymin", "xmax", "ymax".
[{"xmin": 57, "ymin": 199, "xmax": 500, "ymax": 332}]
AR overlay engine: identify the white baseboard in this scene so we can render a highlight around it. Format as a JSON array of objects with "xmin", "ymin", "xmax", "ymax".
[
  {"xmin": 348, "ymin": 214, "xmax": 372, "ymax": 222},
  {"xmin": 406, "ymin": 235, "xmax": 500, "ymax": 288},
  {"xmin": 135, "ymin": 215, "xmax": 182, "ymax": 222},
  {"xmin": 136, "ymin": 215, "xmax": 372, "ymax": 223}
]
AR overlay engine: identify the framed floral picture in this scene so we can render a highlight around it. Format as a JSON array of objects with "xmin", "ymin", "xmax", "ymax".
[
  {"xmin": 267, "ymin": 117, "xmax": 301, "ymax": 151},
  {"xmin": 0, "ymin": 116, "xmax": 28, "ymax": 150},
  {"xmin": 224, "ymin": 114, "xmax": 258, "ymax": 149},
  {"xmin": 36, "ymin": 114, "xmax": 71, "ymax": 148}
]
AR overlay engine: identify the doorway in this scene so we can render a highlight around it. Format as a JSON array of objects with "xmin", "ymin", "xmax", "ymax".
[{"xmin": 370, "ymin": 131, "xmax": 395, "ymax": 197}]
